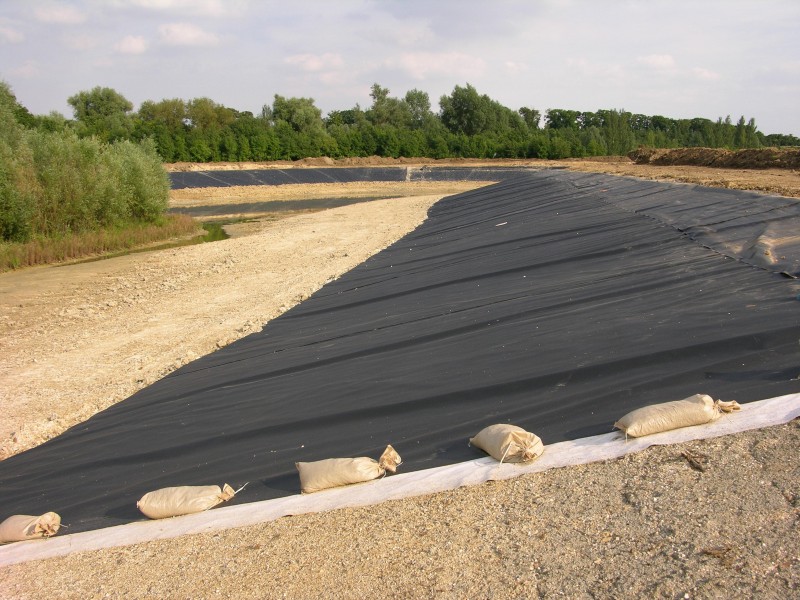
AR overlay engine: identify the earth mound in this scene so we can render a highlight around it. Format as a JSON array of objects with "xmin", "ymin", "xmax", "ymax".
[{"xmin": 629, "ymin": 146, "xmax": 800, "ymax": 169}]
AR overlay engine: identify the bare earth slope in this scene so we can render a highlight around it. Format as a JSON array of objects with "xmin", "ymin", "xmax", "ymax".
[{"xmin": 1, "ymin": 157, "xmax": 798, "ymax": 598}]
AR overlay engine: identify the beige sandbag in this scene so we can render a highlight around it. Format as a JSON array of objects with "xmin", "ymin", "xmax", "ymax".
[
  {"xmin": 137, "ymin": 483, "xmax": 239, "ymax": 519},
  {"xmin": 296, "ymin": 445, "xmax": 402, "ymax": 493},
  {"xmin": 614, "ymin": 394, "xmax": 741, "ymax": 438},
  {"xmin": 0, "ymin": 512, "xmax": 61, "ymax": 544},
  {"xmin": 469, "ymin": 424, "xmax": 544, "ymax": 463}
]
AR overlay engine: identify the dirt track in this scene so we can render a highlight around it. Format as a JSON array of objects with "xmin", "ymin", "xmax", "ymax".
[{"xmin": 1, "ymin": 157, "xmax": 799, "ymax": 598}]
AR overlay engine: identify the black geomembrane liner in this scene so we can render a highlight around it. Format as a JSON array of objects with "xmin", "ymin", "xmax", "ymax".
[
  {"xmin": 1, "ymin": 169, "xmax": 799, "ymax": 534},
  {"xmin": 168, "ymin": 166, "xmax": 532, "ymax": 189}
]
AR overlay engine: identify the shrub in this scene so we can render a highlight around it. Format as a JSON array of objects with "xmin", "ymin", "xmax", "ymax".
[
  {"xmin": 0, "ymin": 127, "xmax": 170, "ymax": 243},
  {"xmin": 104, "ymin": 138, "xmax": 170, "ymax": 223}
]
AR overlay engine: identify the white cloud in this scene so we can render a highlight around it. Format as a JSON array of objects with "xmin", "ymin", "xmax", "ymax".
[
  {"xmin": 11, "ymin": 60, "xmax": 39, "ymax": 78},
  {"xmin": 0, "ymin": 24, "xmax": 24, "ymax": 44},
  {"xmin": 360, "ymin": 16, "xmax": 434, "ymax": 48},
  {"xmin": 386, "ymin": 52, "xmax": 486, "ymax": 80},
  {"xmin": 158, "ymin": 23, "xmax": 219, "ymax": 46},
  {"xmin": 319, "ymin": 71, "xmax": 351, "ymax": 86},
  {"xmin": 504, "ymin": 61, "xmax": 528, "ymax": 74},
  {"xmin": 92, "ymin": 57, "xmax": 115, "ymax": 69},
  {"xmin": 285, "ymin": 53, "xmax": 344, "ymax": 72},
  {"xmin": 636, "ymin": 54, "xmax": 676, "ymax": 69},
  {"xmin": 691, "ymin": 67, "xmax": 721, "ymax": 81},
  {"xmin": 117, "ymin": 0, "xmax": 248, "ymax": 18},
  {"xmin": 63, "ymin": 34, "xmax": 98, "ymax": 50},
  {"xmin": 116, "ymin": 35, "xmax": 148, "ymax": 54},
  {"xmin": 566, "ymin": 57, "xmax": 625, "ymax": 81},
  {"xmin": 34, "ymin": 5, "xmax": 87, "ymax": 24}
]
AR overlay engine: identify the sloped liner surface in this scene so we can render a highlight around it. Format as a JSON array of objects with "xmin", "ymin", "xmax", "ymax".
[
  {"xmin": 1, "ymin": 170, "xmax": 799, "ymax": 536},
  {"xmin": 2, "ymin": 393, "xmax": 797, "ymax": 567}
]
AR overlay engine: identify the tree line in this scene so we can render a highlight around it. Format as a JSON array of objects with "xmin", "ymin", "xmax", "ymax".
[{"xmin": 10, "ymin": 82, "xmax": 800, "ymax": 165}]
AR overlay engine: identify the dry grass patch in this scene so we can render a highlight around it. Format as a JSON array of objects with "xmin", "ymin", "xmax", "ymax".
[{"xmin": 0, "ymin": 214, "xmax": 202, "ymax": 272}]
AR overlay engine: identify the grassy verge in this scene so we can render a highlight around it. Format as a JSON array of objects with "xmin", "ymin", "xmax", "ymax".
[{"xmin": 0, "ymin": 213, "xmax": 203, "ymax": 272}]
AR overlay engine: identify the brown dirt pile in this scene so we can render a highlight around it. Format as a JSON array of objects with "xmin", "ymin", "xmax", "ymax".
[
  {"xmin": 560, "ymin": 156, "xmax": 800, "ymax": 199},
  {"xmin": 630, "ymin": 146, "xmax": 800, "ymax": 170}
]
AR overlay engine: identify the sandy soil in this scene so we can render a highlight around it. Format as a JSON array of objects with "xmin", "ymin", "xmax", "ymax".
[
  {"xmin": 1, "ymin": 160, "xmax": 798, "ymax": 598},
  {"xmin": 557, "ymin": 158, "xmax": 800, "ymax": 199}
]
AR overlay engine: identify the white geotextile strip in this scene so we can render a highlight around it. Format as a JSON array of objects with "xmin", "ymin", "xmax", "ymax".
[{"xmin": 2, "ymin": 392, "xmax": 799, "ymax": 567}]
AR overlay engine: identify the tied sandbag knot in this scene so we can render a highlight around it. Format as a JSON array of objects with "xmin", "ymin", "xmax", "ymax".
[
  {"xmin": 378, "ymin": 444, "xmax": 402, "ymax": 474},
  {"xmin": 217, "ymin": 483, "xmax": 240, "ymax": 502},
  {"xmin": 715, "ymin": 400, "xmax": 741, "ymax": 414},
  {"xmin": 0, "ymin": 512, "xmax": 62, "ymax": 544},
  {"xmin": 499, "ymin": 437, "xmax": 540, "ymax": 464},
  {"xmin": 470, "ymin": 424, "xmax": 544, "ymax": 464}
]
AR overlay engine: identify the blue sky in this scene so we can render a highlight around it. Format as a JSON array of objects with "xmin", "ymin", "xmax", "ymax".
[{"xmin": 1, "ymin": 0, "xmax": 798, "ymax": 135}]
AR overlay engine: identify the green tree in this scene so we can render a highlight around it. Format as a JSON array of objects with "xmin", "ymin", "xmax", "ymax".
[
  {"xmin": 439, "ymin": 84, "xmax": 489, "ymax": 136},
  {"xmin": 367, "ymin": 83, "xmax": 412, "ymax": 128},
  {"xmin": 577, "ymin": 111, "xmax": 600, "ymax": 129},
  {"xmin": 138, "ymin": 98, "xmax": 187, "ymax": 132},
  {"xmin": 134, "ymin": 98, "xmax": 189, "ymax": 161},
  {"xmin": 270, "ymin": 95, "xmax": 335, "ymax": 159},
  {"xmin": 186, "ymin": 97, "xmax": 235, "ymax": 131},
  {"xmin": 326, "ymin": 107, "xmax": 365, "ymax": 127},
  {"xmin": 230, "ymin": 113, "xmax": 279, "ymax": 160},
  {"xmin": 733, "ymin": 116, "xmax": 748, "ymax": 148},
  {"xmin": 32, "ymin": 111, "xmax": 70, "ymax": 133},
  {"xmin": 67, "ymin": 86, "xmax": 134, "ymax": 142},
  {"xmin": 405, "ymin": 89, "xmax": 433, "ymax": 129},
  {"xmin": 599, "ymin": 109, "xmax": 635, "ymax": 155},
  {"xmin": 744, "ymin": 118, "xmax": 761, "ymax": 148},
  {"xmin": 714, "ymin": 115, "xmax": 735, "ymax": 148},
  {"xmin": 762, "ymin": 132, "xmax": 800, "ymax": 146},
  {"xmin": 518, "ymin": 107, "xmax": 541, "ymax": 130},
  {"xmin": 0, "ymin": 81, "xmax": 35, "ymax": 128},
  {"xmin": 271, "ymin": 95, "xmax": 325, "ymax": 133},
  {"xmin": 440, "ymin": 84, "xmax": 526, "ymax": 139},
  {"xmin": 544, "ymin": 109, "xmax": 580, "ymax": 129}
]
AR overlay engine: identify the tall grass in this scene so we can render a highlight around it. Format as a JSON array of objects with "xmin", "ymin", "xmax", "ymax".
[{"xmin": 0, "ymin": 213, "xmax": 201, "ymax": 272}]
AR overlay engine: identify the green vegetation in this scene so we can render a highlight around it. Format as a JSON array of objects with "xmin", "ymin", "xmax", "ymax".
[
  {"xmin": 0, "ymin": 213, "xmax": 200, "ymax": 272},
  {"xmin": 0, "ymin": 81, "xmax": 184, "ymax": 269},
  {"xmin": 2, "ymin": 77, "xmax": 799, "ymax": 270},
  {"xmin": 199, "ymin": 222, "xmax": 229, "ymax": 242},
  {"xmin": 34, "ymin": 81, "xmax": 798, "ymax": 164}
]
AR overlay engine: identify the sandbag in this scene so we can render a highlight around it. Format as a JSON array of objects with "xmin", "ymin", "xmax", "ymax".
[
  {"xmin": 469, "ymin": 424, "xmax": 544, "ymax": 463},
  {"xmin": 614, "ymin": 394, "xmax": 741, "ymax": 438},
  {"xmin": 137, "ymin": 483, "xmax": 237, "ymax": 519},
  {"xmin": 296, "ymin": 444, "xmax": 401, "ymax": 493},
  {"xmin": 0, "ymin": 512, "xmax": 61, "ymax": 544}
]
